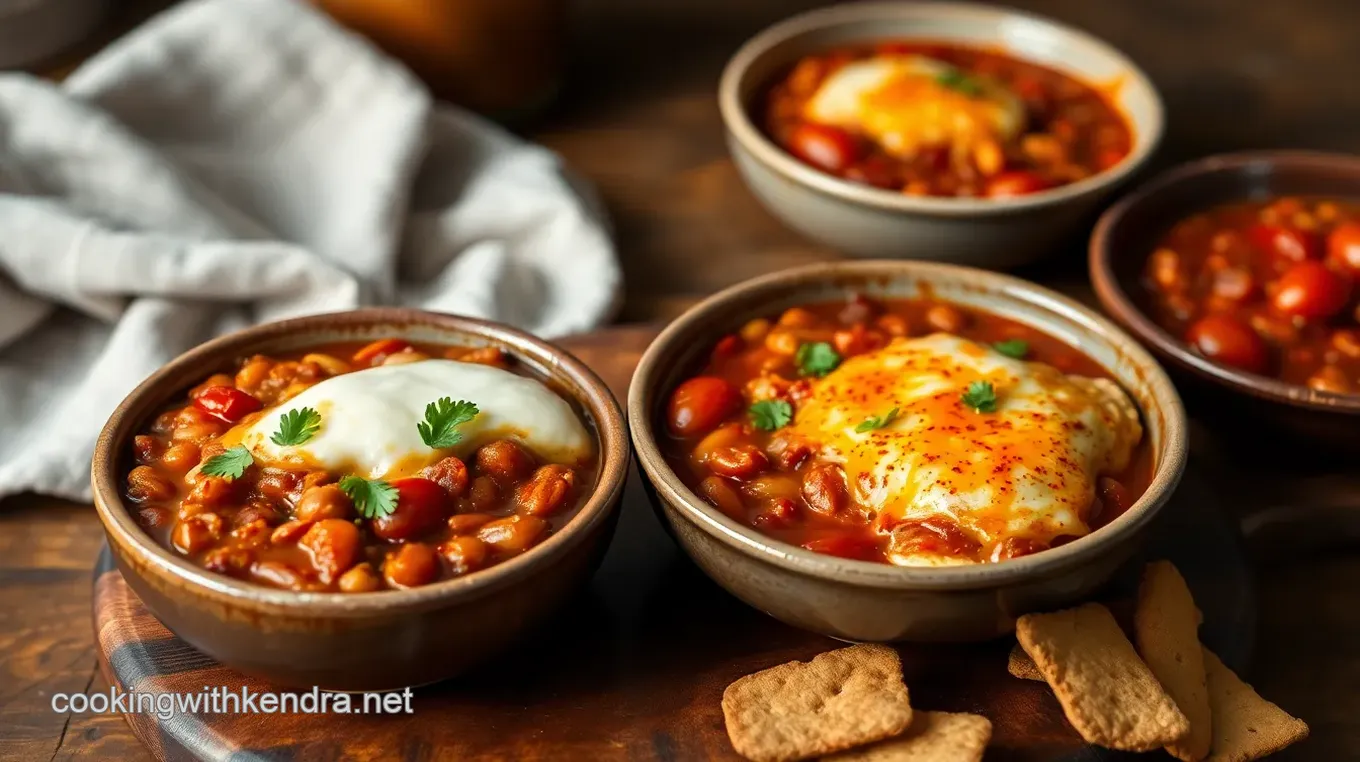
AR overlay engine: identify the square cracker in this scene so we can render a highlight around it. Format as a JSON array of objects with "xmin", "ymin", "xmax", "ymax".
[
  {"xmin": 823, "ymin": 711, "xmax": 992, "ymax": 762},
  {"xmin": 1203, "ymin": 648, "xmax": 1309, "ymax": 761},
  {"xmin": 1008, "ymin": 642, "xmax": 1044, "ymax": 681},
  {"xmin": 1017, "ymin": 602, "xmax": 1189, "ymax": 751},
  {"xmin": 721, "ymin": 644, "xmax": 913, "ymax": 762},
  {"xmin": 1135, "ymin": 561, "xmax": 1213, "ymax": 761}
]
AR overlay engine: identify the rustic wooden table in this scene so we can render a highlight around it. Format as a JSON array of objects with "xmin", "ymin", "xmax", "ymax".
[{"xmin": 3, "ymin": 0, "xmax": 1358, "ymax": 760}]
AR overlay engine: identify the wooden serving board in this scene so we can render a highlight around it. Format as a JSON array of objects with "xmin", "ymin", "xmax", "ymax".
[{"xmin": 92, "ymin": 326, "xmax": 1254, "ymax": 762}]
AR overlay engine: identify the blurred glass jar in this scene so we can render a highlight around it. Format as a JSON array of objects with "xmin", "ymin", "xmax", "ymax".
[{"xmin": 315, "ymin": 0, "xmax": 569, "ymax": 121}]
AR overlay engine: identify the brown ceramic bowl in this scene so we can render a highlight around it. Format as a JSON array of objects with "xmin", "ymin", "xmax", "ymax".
[
  {"xmin": 1091, "ymin": 151, "xmax": 1360, "ymax": 447},
  {"xmin": 91, "ymin": 309, "xmax": 628, "ymax": 691},
  {"xmin": 629, "ymin": 261, "xmax": 1187, "ymax": 642},
  {"xmin": 718, "ymin": 1, "xmax": 1164, "ymax": 267}
]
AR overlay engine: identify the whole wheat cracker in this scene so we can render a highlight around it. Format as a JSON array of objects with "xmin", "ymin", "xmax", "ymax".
[
  {"xmin": 1017, "ymin": 602, "xmax": 1190, "ymax": 751},
  {"xmin": 721, "ymin": 644, "xmax": 913, "ymax": 762},
  {"xmin": 1202, "ymin": 648, "xmax": 1308, "ymax": 761},
  {"xmin": 822, "ymin": 711, "xmax": 991, "ymax": 762},
  {"xmin": 1135, "ymin": 561, "xmax": 1213, "ymax": 761},
  {"xmin": 1007, "ymin": 642, "xmax": 1044, "ymax": 681}
]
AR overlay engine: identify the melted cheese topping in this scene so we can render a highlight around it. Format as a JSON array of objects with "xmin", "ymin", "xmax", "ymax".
[
  {"xmin": 804, "ymin": 55, "xmax": 1024, "ymax": 161},
  {"xmin": 787, "ymin": 334, "xmax": 1142, "ymax": 566},
  {"xmin": 226, "ymin": 360, "xmax": 592, "ymax": 480}
]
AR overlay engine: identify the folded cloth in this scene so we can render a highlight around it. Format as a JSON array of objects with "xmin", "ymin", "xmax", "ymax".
[{"xmin": 0, "ymin": 0, "xmax": 620, "ymax": 501}]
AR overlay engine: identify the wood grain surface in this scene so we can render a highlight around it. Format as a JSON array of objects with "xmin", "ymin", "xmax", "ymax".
[
  {"xmin": 86, "ymin": 325, "xmax": 1254, "ymax": 762},
  {"xmin": 4, "ymin": 0, "xmax": 1360, "ymax": 760}
]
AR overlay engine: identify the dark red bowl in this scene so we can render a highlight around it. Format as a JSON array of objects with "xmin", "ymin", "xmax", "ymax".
[{"xmin": 1090, "ymin": 150, "xmax": 1360, "ymax": 448}]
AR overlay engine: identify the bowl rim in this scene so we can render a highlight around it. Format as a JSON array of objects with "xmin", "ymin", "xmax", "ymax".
[
  {"xmin": 1089, "ymin": 149, "xmax": 1360, "ymax": 415},
  {"xmin": 91, "ymin": 308, "xmax": 630, "ymax": 617},
  {"xmin": 628, "ymin": 260, "xmax": 1188, "ymax": 591},
  {"xmin": 717, "ymin": 0, "xmax": 1166, "ymax": 217}
]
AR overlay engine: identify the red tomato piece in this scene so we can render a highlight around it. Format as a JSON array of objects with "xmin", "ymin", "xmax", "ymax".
[
  {"xmin": 667, "ymin": 376, "xmax": 741, "ymax": 437},
  {"xmin": 1326, "ymin": 221, "xmax": 1360, "ymax": 275},
  {"xmin": 1271, "ymin": 261, "xmax": 1352, "ymax": 320},
  {"xmin": 786, "ymin": 123, "xmax": 863, "ymax": 174},
  {"xmin": 711, "ymin": 334, "xmax": 742, "ymax": 362},
  {"xmin": 372, "ymin": 477, "xmax": 452, "ymax": 542},
  {"xmin": 352, "ymin": 338, "xmax": 411, "ymax": 367},
  {"xmin": 1247, "ymin": 224, "xmax": 1319, "ymax": 263},
  {"xmin": 192, "ymin": 386, "xmax": 263, "ymax": 424},
  {"xmin": 1185, "ymin": 314, "xmax": 1269, "ymax": 374},
  {"xmin": 983, "ymin": 171, "xmax": 1052, "ymax": 198},
  {"xmin": 800, "ymin": 535, "xmax": 880, "ymax": 562}
]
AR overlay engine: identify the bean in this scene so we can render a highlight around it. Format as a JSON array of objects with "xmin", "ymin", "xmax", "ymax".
[
  {"xmin": 924, "ymin": 304, "xmax": 969, "ymax": 334},
  {"xmin": 447, "ymin": 513, "xmax": 496, "ymax": 535},
  {"xmin": 706, "ymin": 445, "xmax": 767, "ymax": 480},
  {"xmin": 250, "ymin": 560, "xmax": 309, "ymax": 590},
  {"xmin": 299, "ymin": 519, "xmax": 361, "ymax": 584},
  {"xmin": 476, "ymin": 440, "xmax": 535, "ymax": 484},
  {"xmin": 300, "ymin": 353, "xmax": 351, "ymax": 376},
  {"xmin": 172, "ymin": 514, "xmax": 222, "ymax": 554},
  {"xmin": 741, "ymin": 474, "xmax": 802, "ymax": 502},
  {"xmin": 189, "ymin": 373, "xmax": 237, "ymax": 399},
  {"xmin": 476, "ymin": 515, "xmax": 549, "ymax": 555},
  {"xmin": 515, "ymin": 464, "xmax": 577, "ymax": 516},
  {"xmin": 382, "ymin": 350, "xmax": 431, "ymax": 366},
  {"xmin": 201, "ymin": 546, "xmax": 254, "ymax": 574},
  {"xmin": 159, "ymin": 443, "xmax": 201, "ymax": 476},
  {"xmin": 383, "ymin": 543, "xmax": 439, "ymax": 588},
  {"xmin": 697, "ymin": 476, "xmax": 744, "ymax": 518},
  {"xmin": 270, "ymin": 519, "xmax": 314, "ymax": 545},
  {"xmin": 691, "ymin": 423, "xmax": 750, "ymax": 465},
  {"xmin": 187, "ymin": 475, "xmax": 234, "ymax": 508},
  {"xmin": 467, "ymin": 476, "xmax": 500, "ymax": 513},
  {"xmin": 127, "ymin": 466, "xmax": 175, "ymax": 503},
  {"xmin": 338, "ymin": 563, "xmax": 382, "ymax": 593},
  {"xmin": 294, "ymin": 484, "xmax": 353, "ymax": 521},
  {"xmin": 801, "ymin": 464, "xmax": 849, "ymax": 516},
  {"xmin": 439, "ymin": 535, "xmax": 488, "ymax": 575},
  {"xmin": 739, "ymin": 318, "xmax": 771, "ymax": 343},
  {"xmin": 133, "ymin": 435, "xmax": 160, "ymax": 464},
  {"xmin": 421, "ymin": 455, "xmax": 470, "ymax": 499}
]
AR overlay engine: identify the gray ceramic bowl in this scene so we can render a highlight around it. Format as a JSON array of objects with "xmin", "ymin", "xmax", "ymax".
[
  {"xmin": 629, "ymin": 261, "xmax": 1187, "ymax": 642},
  {"xmin": 91, "ymin": 309, "xmax": 629, "ymax": 691},
  {"xmin": 718, "ymin": 1, "xmax": 1164, "ymax": 267},
  {"xmin": 1092, "ymin": 151, "xmax": 1360, "ymax": 448}
]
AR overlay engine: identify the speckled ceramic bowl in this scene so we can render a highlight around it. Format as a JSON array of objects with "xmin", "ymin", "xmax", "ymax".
[
  {"xmin": 718, "ymin": 1, "xmax": 1164, "ymax": 266},
  {"xmin": 91, "ymin": 309, "xmax": 629, "ymax": 691},
  {"xmin": 629, "ymin": 261, "xmax": 1187, "ymax": 642}
]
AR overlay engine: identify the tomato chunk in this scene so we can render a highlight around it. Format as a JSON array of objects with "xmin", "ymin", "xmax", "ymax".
[
  {"xmin": 372, "ymin": 477, "xmax": 451, "ymax": 541},
  {"xmin": 192, "ymin": 386, "xmax": 262, "ymax": 424},
  {"xmin": 1327, "ymin": 221, "xmax": 1360, "ymax": 275},
  {"xmin": 667, "ymin": 376, "xmax": 741, "ymax": 437},
  {"xmin": 1248, "ymin": 224, "xmax": 1319, "ymax": 264},
  {"xmin": 1185, "ymin": 314, "xmax": 1269, "ymax": 374},
  {"xmin": 352, "ymin": 338, "xmax": 411, "ymax": 367},
  {"xmin": 1271, "ymin": 261, "xmax": 1352, "ymax": 320},
  {"xmin": 786, "ymin": 123, "xmax": 863, "ymax": 173}
]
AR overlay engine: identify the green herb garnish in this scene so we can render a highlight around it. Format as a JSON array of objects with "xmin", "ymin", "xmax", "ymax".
[
  {"xmin": 960, "ymin": 381, "xmax": 998, "ymax": 413},
  {"xmin": 417, "ymin": 398, "xmax": 479, "ymax": 449},
  {"xmin": 270, "ymin": 407, "xmax": 322, "ymax": 447},
  {"xmin": 749, "ymin": 399, "xmax": 793, "ymax": 431},
  {"xmin": 338, "ymin": 475, "xmax": 399, "ymax": 519},
  {"xmin": 993, "ymin": 340, "xmax": 1030, "ymax": 360},
  {"xmin": 855, "ymin": 407, "xmax": 900, "ymax": 433},
  {"xmin": 200, "ymin": 445, "xmax": 253, "ymax": 480},
  {"xmin": 936, "ymin": 69, "xmax": 984, "ymax": 97},
  {"xmin": 795, "ymin": 341, "xmax": 842, "ymax": 378}
]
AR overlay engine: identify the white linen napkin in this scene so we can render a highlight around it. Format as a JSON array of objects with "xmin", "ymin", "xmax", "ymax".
[{"xmin": 0, "ymin": 0, "xmax": 620, "ymax": 501}]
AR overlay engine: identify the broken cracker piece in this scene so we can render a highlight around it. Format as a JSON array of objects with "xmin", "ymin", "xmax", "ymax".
[
  {"xmin": 1136, "ymin": 561, "xmax": 1213, "ymax": 761},
  {"xmin": 1017, "ymin": 602, "xmax": 1190, "ymax": 752},
  {"xmin": 823, "ymin": 711, "xmax": 991, "ymax": 762},
  {"xmin": 721, "ymin": 644, "xmax": 913, "ymax": 762},
  {"xmin": 1008, "ymin": 642, "xmax": 1044, "ymax": 681},
  {"xmin": 1203, "ymin": 648, "xmax": 1308, "ymax": 761}
]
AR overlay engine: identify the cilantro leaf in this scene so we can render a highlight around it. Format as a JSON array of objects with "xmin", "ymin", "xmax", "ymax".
[
  {"xmin": 417, "ymin": 398, "xmax": 479, "ymax": 449},
  {"xmin": 749, "ymin": 399, "xmax": 793, "ymax": 431},
  {"xmin": 338, "ymin": 475, "xmax": 399, "ymax": 519},
  {"xmin": 937, "ymin": 68, "xmax": 984, "ymax": 97},
  {"xmin": 855, "ymin": 407, "xmax": 900, "ymax": 433},
  {"xmin": 993, "ymin": 340, "xmax": 1030, "ymax": 359},
  {"xmin": 200, "ymin": 445, "xmax": 253, "ymax": 480},
  {"xmin": 961, "ymin": 380, "xmax": 998, "ymax": 413},
  {"xmin": 795, "ymin": 342, "xmax": 842, "ymax": 377},
  {"xmin": 270, "ymin": 407, "xmax": 322, "ymax": 447}
]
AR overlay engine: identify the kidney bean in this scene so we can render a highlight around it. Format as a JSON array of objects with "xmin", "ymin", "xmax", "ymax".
[
  {"xmin": 250, "ymin": 561, "xmax": 309, "ymax": 590},
  {"xmin": 270, "ymin": 519, "xmax": 314, "ymax": 545},
  {"xmin": 234, "ymin": 357, "xmax": 274, "ymax": 394},
  {"xmin": 299, "ymin": 519, "xmax": 361, "ymax": 584},
  {"xmin": 137, "ymin": 506, "xmax": 172, "ymax": 529},
  {"xmin": 765, "ymin": 435, "xmax": 813, "ymax": 470},
  {"xmin": 751, "ymin": 498, "xmax": 799, "ymax": 530},
  {"xmin": 666, "ymin": 377, "xmax": 741, "ymax": 437},
  {"xmin": 924, "ymin": 304, "xmax": 969, "ymax": 334},
  {"xmin": 989, "ymin": 537, "xmax": 1049, "ymax": 562},
  {"xmin": 383, "ymin": 543, "xmax": 439, "ymax": 588},
  {"xmin": 255, "ymin": 470, "xmax": 304, "ymax": 506},
  {"xmin": 422, "ymin": 455, "xmax": 470, "ymax": 498},
  {"xmin": 133, "ymin": 435, "xmax": 160, "ymax": 465},
  {"xmin": 352, "ymin": 338, "xmax": 411, "ymax": 367},
  {"xmin": 172, "ymin": 514, "xmax": 222, "ymax": 554},
  {"xmin": 691, "ymin": 423, "xmax": 750, "ymax": 465},
  {"xmin": 477, "ymin": 515, "xmax": 549, "ymax": 555},
  {"xmin": 159, "ymin": 443, "xmax": 201, "ymax": 476},
  {"xmin": 439, "ymin": 535, "xmax": 489, "ymax": 575},
  {"xmin": 337, "ymin": 563, "xmax": 382, "ymax": 593},
  {"xmin": 234, "ymin": 501, "xmax": 282, "ymax": 529},
  {"xmin": 127, "ymin": 466, "xmax": 175, "ymax": 503},
  {"xmin": 801, "ymin": 464, "xmax": 849, "ymax": 516},
  {"xmin": 466, "ymin": 476, "xmax": 500, "ymax": 513},
  {"xmin": 516, "ymin": 465, "xmax": 577, "ymax": 516},
  {"xmin": 800, "ymin": 535, "xmax": 880, "ymax": 561},
  {"xmin": 447, "ymin": 513, "xmax": 496, "ymax": 535},
  {"xmin": 201, "ymin": 546, "xmax": 254, "ymax": 574},
  {"xmin": 706, "ymin": 445, "xmax": 767, "ymax": 480},
  {"xmin": 169, "ymin": 406, "xmax": 226, "ymax": 445},
  {"xmin": 697, "ymin": 476, "xmax": 744, "ymax": 518},
  {"xmin": 294, "ymin": 484, "xmax": 353, "ymax": 521},
  {"xmin": 1272, "ymin": 261, "xmax": 1352, "ymax": 319},
  {"xmin": 372, "ymin": 478, "xmax": 451, "ymax": 542},
  {"xmin": 476, "ymin": 440, "xmax": 535, "ymax": 484},
  {"xmin": 186, "ymin": 475, "xmax": 234, "ymax": 508},
  {"xmin": 1186, "ymin": 314, "xmax": 1269, "ymax": 374}
]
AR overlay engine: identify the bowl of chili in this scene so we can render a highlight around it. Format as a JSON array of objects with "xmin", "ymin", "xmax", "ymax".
[
  {"xmin": 628, "ymin": 260, "xmax": 1187, "ymax": 642},
  {"xmin": 1091, "ymin": 150, "xmax": 1360, "ymax": 447},
  {"xmin": 718, "ymin": 1, "xmax": 1163, "ymax": 266},
  {"xmin": 91, "ymin": 309, "xmax": 629, "ymax": 691}
]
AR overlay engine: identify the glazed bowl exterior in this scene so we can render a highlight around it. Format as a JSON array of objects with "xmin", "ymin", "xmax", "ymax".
[
  {"xmin": 718, "ymin": 1, "xmax": 1164, "ymax": 267},
  {"xmin": 91, "ymin": 309, "xmax": 629, "ymax": 691},
  {"xmin": 1091, "ymin": 151, "xmax": 1360, "ymax": 448},
  {"xmin": 629, "ymin": 261, "xmax": 1187, "ymax": 641}
]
